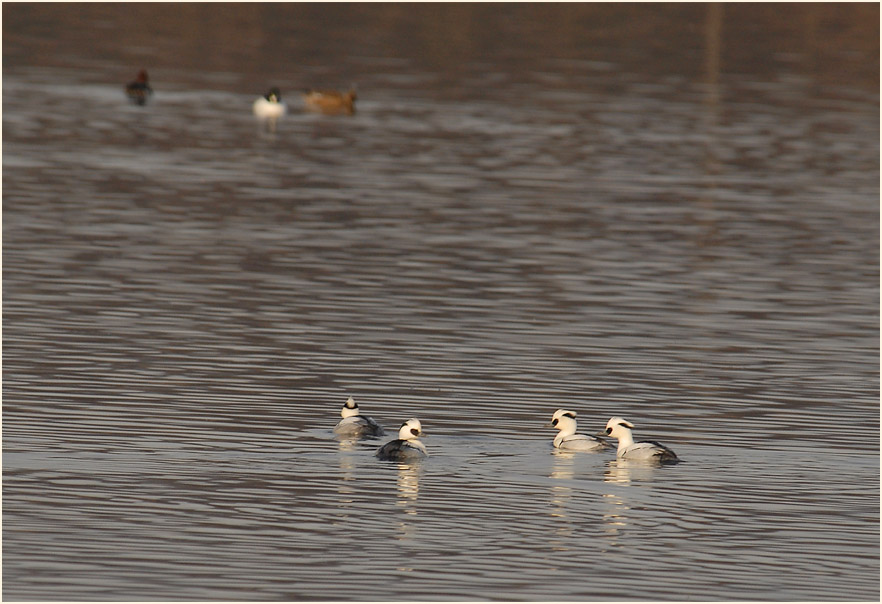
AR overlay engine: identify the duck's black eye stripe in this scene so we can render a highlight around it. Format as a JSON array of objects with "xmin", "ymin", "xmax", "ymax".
[
  {"xmin": 606, "ymin": 427, "xmax": 612, "ymax": 434},
  {"xmin": 410, "ymin": 428, "xmax": 419, "ymax": 436},
  {"xmin": 551, "ymin": 418, "xmax": 559, "ymax": 426}
]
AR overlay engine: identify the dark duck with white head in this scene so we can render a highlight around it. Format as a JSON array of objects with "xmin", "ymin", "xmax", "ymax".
[
  {"xmin": 376, "ymin": 418, "xmax": 427, "ymax": 461},
  {"xmin": 333, "ymin": 397, "xmax": 384, "ymax": 438}
]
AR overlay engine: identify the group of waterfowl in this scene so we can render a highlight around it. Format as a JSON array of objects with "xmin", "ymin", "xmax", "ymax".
[
  {"xmin": 124, "ymin": 69, "xmax": 356, "ymax": 116},
  {"xmin": 253, "ymin": 86, "xmax": 357, "ymax": 118},
  {"xmin": 332, "ymin": 397, "xmax": 427, "ymax": 461},
  {"xmin": 334, "ymin": 397, "xmax": 679, "ymax": 463}
]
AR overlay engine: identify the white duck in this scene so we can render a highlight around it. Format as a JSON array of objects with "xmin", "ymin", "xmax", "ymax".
[
  {"xmin": 376, "ymin": 418, "xmax": 427, "ymax": 461},
  {"xmin": 547, "ymin": 409, "xmax": 611, "ymax": 452},
  {"xmin": 603, "ymin": 416, "xmax": 678, "ymax": 462},
  {"xmin": 253, "ymin": 87, "xmax": 287, "ymax": 120},
  {"xmin": 333, "ymin": 397, "xmax": 384, "ymax": 438}
]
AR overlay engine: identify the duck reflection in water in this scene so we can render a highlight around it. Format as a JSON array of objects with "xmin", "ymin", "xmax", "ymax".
[
  {"xmin": 603, "ymin": 459, "xmax": 668, "ymax": 484},
  {"xmin": 548, "ymin": 450, "xmax": 579, "ymax": 544},
  {"xmin": 394, "ymin": 462, "xmax": 421, "ymax": 543}
]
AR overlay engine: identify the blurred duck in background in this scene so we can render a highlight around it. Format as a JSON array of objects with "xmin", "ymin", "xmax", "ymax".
[
  {"xmin": 303, "ymin": 88, "xmax": 357, "ymax": 115},
  {"xmin": 125, "ymin": 69, "xmax": 152, "ymax": 106},
  {"xmin": 253, "ymin": 87, "xmax": 287, "ymax": 120}
]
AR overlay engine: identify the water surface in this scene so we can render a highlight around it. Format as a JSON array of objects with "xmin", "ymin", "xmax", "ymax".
[{"xmin": 3, "ymin": 4, "xmax": 879, "ymax": 601}]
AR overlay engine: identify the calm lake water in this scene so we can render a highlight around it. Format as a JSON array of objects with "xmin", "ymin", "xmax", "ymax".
[{"xmin": 3, "ymin": 4, "xmax": 879, "ymax": 601}]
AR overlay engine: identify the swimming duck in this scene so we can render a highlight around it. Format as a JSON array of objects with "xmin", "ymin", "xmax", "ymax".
[
  {"xmin": 376, "ymin": 418, "xmax": 427, "ymax": 461},
  {"xmin": 547, "ymin": 409, "xmax": 611, "ymax": 451},
  {"xmin": 125, "ymin": 70, "xmax": 152, "ymax": 106},
  {"xmin": 603, "ymin": 416, "xmax": 678, "ymax": 462},
  {"xmin": 302, "ymin": 88, "xmax": 357, "ymax": 115},
  {"xmin": 253, "ymin": 87, "xmax": 287, "ymax": 119},
  {"xmin": 333, "ymin": 396, "xmax": 384, "ymax": 438}
]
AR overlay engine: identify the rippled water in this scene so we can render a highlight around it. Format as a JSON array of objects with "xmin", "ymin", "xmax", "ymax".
[{"xmin": 3, "ymin": 4, "xmax": 879, "ymax": 601}]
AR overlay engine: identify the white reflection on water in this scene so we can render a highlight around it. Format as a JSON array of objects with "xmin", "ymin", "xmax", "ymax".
[
  {"xmin": 396, "ymin": 464, "xmax": 422, "ymax": 509},
  {"xmin": 600, "ymin": 491, "xmax": 630, "ymax": 548},
  {"xmin": 395, "ymin": 463, "xmax": 422, "ymax": 549},
  {"xmin": 603, "ymin": 459, "xmax": 673, "ymax": 484}
]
